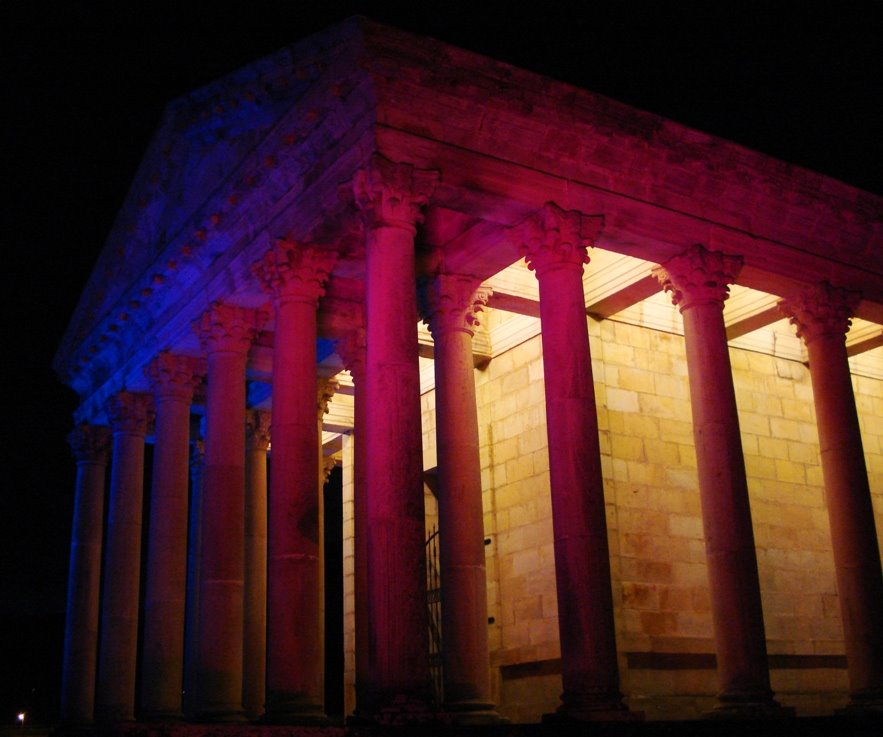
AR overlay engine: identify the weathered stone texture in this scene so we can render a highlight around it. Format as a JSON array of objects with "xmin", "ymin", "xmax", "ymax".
[{"xmin": 407, "ymin": 315, "xmax": 882, "ymax": 719}]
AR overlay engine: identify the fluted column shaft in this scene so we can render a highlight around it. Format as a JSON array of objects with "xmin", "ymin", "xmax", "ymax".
[
  {"xmin": 194, "ymin": 303, "xmax": 263, "ymax": 721},
  {"xmin": 61, "ymin": 424, "xmax": 111, "ymax": 725},
  {"xmin": 243, "ymin": 410, "xmax": 270, "ymax": 719},
  {"xmin": 518, "ymin": 204, "xmax": 628, "ymax": 719},
  {"xmin": 253, "ymin": 243, "xmax": 336, "ymax": 722},
  {"xmin": 96, "ymin": 392, "xmax": 151, "ymax": 722},
  {"xmin": 141, "ymin": 354, "xmax": 201, "ymax": 720},
  {"xmin": 781, "ymin": 283, "xmax": 883, "ymax": 707},
  {"xmin": 352, "ymin": 156, "xmax": 438, "ymax": 712},
  {"xmin": 183, "ymin": 436, "xmax": 205, "ymax": 718},
  {"xmin": 655, "ymin": 245, "xmax": 782, "ymax": 715},
  {"xmin": 423, "ymin": 275, "xmax": 497, "ymax": 719}
]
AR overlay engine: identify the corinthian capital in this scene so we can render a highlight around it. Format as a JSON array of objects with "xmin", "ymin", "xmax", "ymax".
[
  {"xmin": 68, "ymin": 423, "xmax": 112, "ymax": 463},
  {"xmin": 317, "ymin": 377, "xmax": 339, "ymax": 419},
  {"xmin": 652, "ymin": 244, "xmax": 742, "ymax": 311},
  {"xmin": 189, "ymin": 439, "xmax": 205, "ymax": 477},
  {"xmin": 322, "ymin": 455, "xmax": 338, "ymax": 485},
  {"xmin": 245, "ymin": 409, "xmax": 271, "ymax": 451},
  {"xmin": 252, "ymin": 240, "xmax": 337, "ymax": 305},
  {"xmin": 147, "ymin": 352, "xmax": 204, "ymax": 401},
  {"xmin": 351, "ymin": 155, "xmax": 439, "ymax": 232},
  {"xmin": 421, "ymin": 274, "xmax": 492, "ymax": 337},
  {"xmin": 194, "ymin": 302, "xmax": 266, "ymax": 355},
  {"xmin": 335, "ymin": 327, "xmax": 366, "ymax": 381},
  {"xmin": 778, "ymin": 282, "xmax": 861, "ymax": 344},
  {"xmin": 107, "ymin": 391, "xmax": 152, "ymax": 435},
  {"xmin": 513, "ymin": 202, "xmax": 603, "ymax": 277}
]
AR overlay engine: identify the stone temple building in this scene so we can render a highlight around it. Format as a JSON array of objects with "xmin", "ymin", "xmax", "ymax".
[{"xmin": 54, "ymin": 16, "xmax": 883, "ymax": 727}]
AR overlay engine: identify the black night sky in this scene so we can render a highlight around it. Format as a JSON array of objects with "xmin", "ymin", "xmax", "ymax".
[{"xmin": 2, "ymin": 0, "xmax": 881, "ymax": 724}]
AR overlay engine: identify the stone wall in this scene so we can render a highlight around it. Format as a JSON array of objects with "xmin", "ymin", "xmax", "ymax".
[{"xmin": 340, "ymin": 316, "xmax": 883, "ymax": 721}]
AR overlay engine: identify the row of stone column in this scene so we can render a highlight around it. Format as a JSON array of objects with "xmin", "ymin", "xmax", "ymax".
[
  {"xmin": 61, "ymin": 158, "xmax": 883, "ymax": 726},
  {"xmin": 514, "ymin": 213, "xmax": 883, "ymax": 717},
  {"xmin": 514, "ymin": 212, "xmax": 883, "ymax": 717},
  {"xmin": 59, "ymin": 155, "xmax": 486, "ymax": 725},
  {"xmin": 651, "ymin": 245, "xmax": 883, "ymax": 714},
  {"xmin": 59, "ymin": 300, "xmax": 315, "ymax": 725}
]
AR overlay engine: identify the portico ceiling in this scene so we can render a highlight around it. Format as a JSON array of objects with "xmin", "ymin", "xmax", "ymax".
[{"xmin": 309, "ymin": 245, "xmax": 883, "ymax": 450}]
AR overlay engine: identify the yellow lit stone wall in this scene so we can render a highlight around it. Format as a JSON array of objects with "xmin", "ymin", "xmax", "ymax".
[
  {"xmin": 341, "ymin": 316, "xmax": 883, "ymax": 722},
  {"xmin": 341, "ymin": 434, "xmax": 356, "ymax": 716},
  {"xmin": 465, "ymin": 316, "xmax": 880, "ymax": 720},
  {"xmin": 854, "ymin": 374, "xmax": 883, "ymax": 562}
]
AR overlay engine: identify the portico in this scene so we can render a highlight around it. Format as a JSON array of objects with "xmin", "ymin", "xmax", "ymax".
[{"xmin": 55, "ymin": 17, "xmax": 882, "ymax": 726}]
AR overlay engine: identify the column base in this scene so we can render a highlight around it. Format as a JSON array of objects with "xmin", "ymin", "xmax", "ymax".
[
  {"xmin": 261, "ymin": 699, "xmax": 328, "ymax": 726},
  {"xmin": 545, "ymin": 697, "xmax": 643, "ymax": 723},
  {"xmin": 703, "ymin": 697, "xmax": 794, "ymax": 720},
  {"xmin": 544, "ymin": 709, "xmax": 643, "ymax": 723},
  {"xmin": 372, "ymin": 693, "xmax": 448, "ymax": 726},
  {"xmin": 837, "ymin": 691, "xmax": 883, "ymax": 717},
  {"xmin": 139, "ymin": 710, "xmax": 185, "ymax": 722},
  {"xmin": 444, "ymin": 700, "xmax": 508, "ymax": 725},
  {"xmin": 191, "ymin": 708, "xmax": 247, "ymax": 723}
]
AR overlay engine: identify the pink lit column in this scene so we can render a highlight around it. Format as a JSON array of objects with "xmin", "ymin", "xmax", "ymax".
[
  {"xmin": 193, "ymin": 303, "xmax": 263, "ymax": 721},
  {"xmin": 183, "ymin": 435, "xmax": 205, "ymax": 717},
  {"xmin": 95, "ymin": 391, "xmax": 152, "ymax": 722},
  {"xmin": 423, "ymin": 274, "xmax": 498, "ymax": 721},
  {"xmin": 352, "ymin": 155, "xmax": 438, "ymax": 714},
  {"xmin": 517, "ymin": 203, "xmax": 631, "ymax": 719},
  {"xmin": 141, "ymin": 353, "xmax": 201, "ymax": 720},
  {"xmin": 60, "ymin": 423, "xmax": 111, "ymax": 725},
  {"xmin": 253, "ymin": 242, "xmax": 336, "ymax": 723},
  {"xmin": 336, "ymin": 324, "xmax": 370, "ymax": 716},
  {"xmin": 780, "ymin": 283, "xmax": 883, "ymax": 710},
  {"xmin": 654, "ymin": 245, "xmax": 784, "ymax": 716},
  {"xmin": 243, "ymin": 409, "xmax": 270, "ymax": 720}
]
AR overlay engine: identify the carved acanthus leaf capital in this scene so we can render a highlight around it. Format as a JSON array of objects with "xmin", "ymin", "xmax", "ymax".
[
  {"xmin": 107, "ymin": 391, "xmax": 153, "ymax": 435},
  {"xmin": 335, "ymin": 327, "xmax": 366, "ymax": 381},
  {"xmin": 245, "ymin": 409, "xmax": 271, "ymax": 451},
  {"xmin": 189, "ymin": 439, "xmax": 205, "ymax": 476},
  {"xmin": 351, "ymin": 155, "xmax": 439, "ymax": 232},
  {"xmin": 421, "ymin": 273, "xmax": 492, "ymax": 337},
  {"xmin": 68, "ymin": 423, "xmax": 112, "ymax": 463},
  {"xmin": 317, "ymin": 377, "xmax": 339, "ymax": 418},
  {"xmin": 252, "ymin": 240, "xmax": 337, "ymax": 305},
  {"xmin": 322, "ymin": 455, "xmax": 338, "ymax": 485},
  {"xmin": 514, "ymin": 202, "xmax": 603, "ymax": 277},
  {"xmin": 194, "ymin": 302, "xmax": 266, "ymax": 355},
  {"xmin": 778, "ymin": 282, "xmax": 861, "ymax": 344},
  {"xmin": 147, "ymin": 352, "xmax": 204, "ymax": 401},
  {"xmin": 652, "ymin": 244, "xmax": 743, "ymax": 311}
]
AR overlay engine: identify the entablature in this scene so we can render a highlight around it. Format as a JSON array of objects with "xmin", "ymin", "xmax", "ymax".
[{"xmin": 57, "ymin": 17, "xmax": 883, "ymax": 429}]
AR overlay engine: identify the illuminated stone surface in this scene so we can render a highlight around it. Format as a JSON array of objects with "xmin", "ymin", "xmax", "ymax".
[
  {"xmin": 654, "ymin": 246, "xmax": 788, "ymax": 717},
  {"xmin": 55, "ymin": 17, "xmax": 883, "ymax": 725},
  {"xmin": 781, "ymin": 284, "xmax": 883, "ymax": 709},
  {"xmin": 141, "ymin": 354, "xmax": 203, "ymax": 720},
  {"xmin": 60, "ymin": 424, "xmax": 111, "ymax": 725},
  {"xmin": 96, "ymin": 392, "xmax": 152, "ymax": 722},
  {"xmin": 243, "ymin": 410, "xmax": 270, "ymax": 720},
  {"xmin": 517, "ymin": 204, "xmax": 633, "ymax": 720},
  {"xmin": 193, "ymin": 304, "xmax": 264, "ymax": 722},
  {"xmin": 255, "ymin": 242, "xmax": 336, "ymax": 723},
  {"xmin": 423, "ymin": 274, "xmax": 499, "ymax": 721}
]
